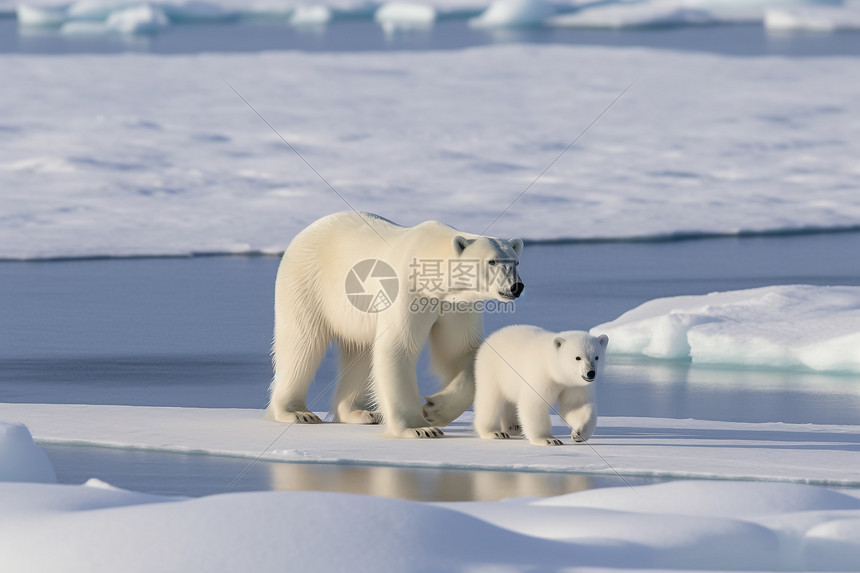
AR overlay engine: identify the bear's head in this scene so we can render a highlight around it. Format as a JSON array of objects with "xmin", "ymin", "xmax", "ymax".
[
  {"xmin": 449, "ymin": 235, "xmax": 524, "ymax": 302},
  {"xmin": 550, "ymin": 332, "xmax": 609, "ymax": 386}
]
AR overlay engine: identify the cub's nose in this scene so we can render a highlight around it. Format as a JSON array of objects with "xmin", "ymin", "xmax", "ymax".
[
  {"xmin": 510, "ymin": 282, "xmax": 525, "ymax": 298},
  {"xmin": 586, "ymin": 370, "xmax": 596, "ymax": 380}
]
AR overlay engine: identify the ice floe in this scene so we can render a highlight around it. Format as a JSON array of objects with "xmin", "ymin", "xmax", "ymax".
[{"xmin": 593, "ymin": 285, "xmax": 860, "ymax": 373}]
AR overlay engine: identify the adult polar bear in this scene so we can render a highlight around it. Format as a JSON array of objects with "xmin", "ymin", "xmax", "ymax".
[{"xmin": 267, "ymin": 212, "xmax": 525, "ymax": 438}]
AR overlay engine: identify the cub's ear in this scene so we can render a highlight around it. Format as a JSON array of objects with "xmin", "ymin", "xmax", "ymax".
[
  {"xmin": 509, "ymin": 238, "xmax": 524, "ymax": 256},
  {"xmin": 553, "ymin": 337, "xmax": 564, "ymax": 349},
  {"xmin": 452, "ymin": 235, "xmax": 469, "ymax": 256},
  {"xmin": 596, "ymin": 334, "xmax": 609, "ymax": 347}
]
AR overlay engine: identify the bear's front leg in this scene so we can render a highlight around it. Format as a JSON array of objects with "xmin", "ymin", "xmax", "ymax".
[
  {"xmin": 372, "ymin": 322, "xmax": 443, "ymax": 439},
  {"xmin": 559, "ymin": 388, "xmax": 596, "ymax": 443},
  {"xmin": 423, "ymin": 310, "xmax": 482, "ymax": 427}
]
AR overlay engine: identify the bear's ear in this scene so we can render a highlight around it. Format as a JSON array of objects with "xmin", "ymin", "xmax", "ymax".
[
  {"xmin": 554, "ymin": 337, "xmax": 564, "ymax": 349},
  {"xmin": 509, "ymin": 238, "xmax": 524, "ymax": 256},
  {"xmin": 596, "ymin": 334, "xmax": 609, "ymax": 347},
  {"xmin": 452, "ymin": 235, "xmax": 469, "ymax": 256}
]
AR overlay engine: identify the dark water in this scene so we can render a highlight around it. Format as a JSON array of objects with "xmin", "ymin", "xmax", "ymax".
[
  {"xmin": 2, "ymin": 233, "xmax": 860, "ymax": 424},
  {"xmin": 41, "ymin": 444, "xmax": 661, "ymax": 499},
  {"xmin": 3, "ymin": 18, "xmax": 860, "ymax": 57}
]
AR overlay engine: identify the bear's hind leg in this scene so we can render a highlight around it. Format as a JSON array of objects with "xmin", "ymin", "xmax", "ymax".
[
  {"xmin": 333, "ymin": 342, "xmax": 381, "ymax": 424},
  {"xmin": 266, "ymin": 322, "xmax": 327, "ymax": 424}
]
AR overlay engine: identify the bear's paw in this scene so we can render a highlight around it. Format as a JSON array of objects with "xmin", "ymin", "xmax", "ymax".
[
  {"xmin": 406, "ymin": 426, "xmax": 444, "ymax": 439},
  {"xmin": 295, "ymin": 411, "xmax": 324, "ymax": 424}
]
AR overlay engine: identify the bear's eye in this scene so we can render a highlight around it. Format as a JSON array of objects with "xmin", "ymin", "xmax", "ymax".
[
  {"xmin": 595, "ymin": 356, "xmax": 599, "ymax": 361},
  {"xmin": 488, "ymin": 260, "xmax": 497, "ymax": 266},
  {"xmin": 575, "ymin": 356, "xmax": 581, "ymax": 361}
]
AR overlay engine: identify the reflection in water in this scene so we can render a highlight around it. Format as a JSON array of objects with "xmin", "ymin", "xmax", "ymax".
[
  {"xmin": 267, "ymin": 463, "xmax": 595, "ymax": 502},
  {"xmin": 45, "ymin": 443, "xmax": 633, "ymax": 500}
]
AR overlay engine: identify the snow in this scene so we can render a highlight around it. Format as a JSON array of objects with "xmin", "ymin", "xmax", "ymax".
[
  {"xmin": 1, "ymin": 480, "xmax": 860, "ymax": 573},
  {"xmin": 374, "ymin": 2, "xmax": 437, "ymax": 32},
  {"xmin": 10, "ymin": 0, "xmax": 854, "ymax": 29},
  {"xmin": 470, "ymin": 0, "xmax": 556, "ymax": 28},
  {"xmin": 3, "ymin": 45, "xmax": 860, "ymax": 259},
  {"xmin": 105, "ymin": 4, "xmax": 170, "ymax": 33},
  {"xmin": 3, "ymin": 403, "xmax": 860, "ymax": 485},
  {"xmin": 548, "ymin": 3, "xmax": 719, "ymax": 28},
  {"xmin": 1, "ymin": 409, "xmax": 860, "ymax": 571},
  {"xmin": 592, "ymin": 285, "xmax": 860, "ymax": 374},
  {"xmin": 765, "ymin": 1, "xmax": 860, "ymax": 32},
  {"xmin": 289, "ymin": 4, "xmax": 332, "ymax": 25},
  {"xmin": 0, "ymin": 421, "xmax": 57, "ymax": 484}
]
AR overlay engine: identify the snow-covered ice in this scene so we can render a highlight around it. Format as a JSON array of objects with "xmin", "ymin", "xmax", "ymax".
[
  {"xmin": 469, "ymin": 0, "xmax": 557, "ymax": 28},
  {"xmin": 1, "ymin": 479, "xmax": 860, "ymax": 572},
  {"xmin": 288, "ymin": 4, "xmax": 333, "ymax": 25},
  {"xmin": 374, "ymin": 2, "xmax": 437, "ymax": 32},
  {"xmin": 0, "ymin": 421, "xmax": 57, "ymax": 484},
  {"xmin": 2, "ymin": 45, "xmax": 860, "ymax": 259},
  {"xmin": 765, "ymin": 1, "xmax": 860, "ymax": 32},
  {"xmin": 3, "ymin": 403, "xmax": 860, "ymax": 485},
  {"xmin": 593, "ymin": 285, "xmax": 860, "ymax": 373},
  {"xmin": 1, "ymin": 409, "xmax": 860, "ymax": 571},
  {"xmin": 9, "ymin": 0, "xmax": 855, "ymax": 28}
]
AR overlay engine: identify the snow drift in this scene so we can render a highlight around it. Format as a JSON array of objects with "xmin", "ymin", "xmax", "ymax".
[{"xmin": 0, "ymin": 422, "xmax": 57, "ymax": 484}]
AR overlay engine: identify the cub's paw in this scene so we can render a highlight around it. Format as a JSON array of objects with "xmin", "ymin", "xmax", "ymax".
[
  {"xmin": 531, "ymin": 438, "xmax": 563, "ymax": 446},
  {"xmin": 506, "ymin": 424, "xmax": 522, "ymax": 436},
  {"xmin": 572, "ymin": 431, "xmax": 586, "ymax": 443},
  {"xmin": 407, "ymin": 426, "xmax": 444, "ymax": 439},
  {"xmin": 491, "ymin": 431, "xmax": 511, "ymax": 439}
]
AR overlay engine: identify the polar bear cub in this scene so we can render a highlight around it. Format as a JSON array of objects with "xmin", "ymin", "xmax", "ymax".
[{"xmin": 474, "ymin": 326, "xmax": 608, "ymax": 446}]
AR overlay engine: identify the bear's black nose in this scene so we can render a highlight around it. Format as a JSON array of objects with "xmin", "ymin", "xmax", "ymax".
[
  {"xmin": 587, "ymin": 370, "xmax": 596, "ymax": 380},
  {"xmin": 511, "ymin": 282, "xmax": 525, "ymax": 298}
]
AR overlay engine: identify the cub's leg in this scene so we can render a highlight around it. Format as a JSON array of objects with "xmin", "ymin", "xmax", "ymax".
[
  {"xmin": 332, "ymin": 342, "xmax": 381, "ymax": 424},
  {"xmin": 517, "ymin": 393, "xmax": 563, "ymax": 446},
  {"xmin": 559, "ymin": 388, "xmax": 596, "ymax": 443},
  {"xmin": 500, "ymin": 402, "xmax": 522, "ymax": 436},
  {"xmin": 474, "ymin": 382, "xmax": 510, "ymax": 440}
]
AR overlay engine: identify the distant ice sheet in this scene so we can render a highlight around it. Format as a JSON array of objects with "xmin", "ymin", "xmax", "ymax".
[
  {"xmin": 10, "ymin": 0, "xmax": 858, "ymax": 31},
  {"xmin": 2, "ymin": 45, "xmax": 860, "ymax": 259},
  {"xmin": 594, "ymin": 285, "xmax": 860, "ymax": 373}
]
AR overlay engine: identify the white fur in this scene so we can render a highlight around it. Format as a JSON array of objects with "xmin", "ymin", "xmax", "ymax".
[
  {"xmin": 474, "ymin": 326, "xmax": 608, "ymax": 446},
  {"xmin": 267, "ymin": 211, "xmax": 524, "ymax": 438}
]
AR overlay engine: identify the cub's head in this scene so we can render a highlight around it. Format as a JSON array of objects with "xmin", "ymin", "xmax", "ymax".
[
  {"xmin": 449, "ymin": 235, "xmax": 524, "ymax": 302},
  {"xmin": 550, "ymin": 332, "xmax": 609, "ymax": 386}
]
